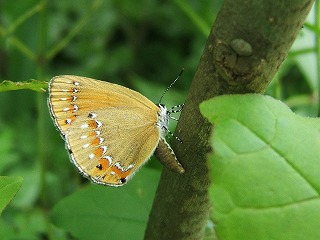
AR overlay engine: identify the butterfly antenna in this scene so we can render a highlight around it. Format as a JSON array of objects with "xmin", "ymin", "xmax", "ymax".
[{"xmin": 158, "ymin": 68, "xmax": 184, "ymax": 104}]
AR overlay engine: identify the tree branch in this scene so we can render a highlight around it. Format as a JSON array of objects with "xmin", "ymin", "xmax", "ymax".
[{"xmin": 145, "ymin": 1, "xmax": 315, "ymax": 239}]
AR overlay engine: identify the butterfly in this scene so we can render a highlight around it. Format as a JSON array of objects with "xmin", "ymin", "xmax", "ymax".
[{"xmin": 48, "ymin": 75, "xmax": 184, "ymax": 186}]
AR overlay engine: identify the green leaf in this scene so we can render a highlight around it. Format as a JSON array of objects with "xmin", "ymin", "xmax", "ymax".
[
  {"xmin": 200, "ymin": 94, "xmax": 320, "ymax": 240},
  {"xmin": 0, "ymin": 176, "xmax": 23, "ymax": 215},
  {"xmin": 51, "ymin": 168, "xmax": 160, "ymax": 240},
  {"xmin": 0, "ymin": 80, "xmax": 48, "ymax": 92}
]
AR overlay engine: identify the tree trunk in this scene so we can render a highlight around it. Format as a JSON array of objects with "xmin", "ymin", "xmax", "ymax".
[{"xmin": 144, "ymin": 1, "xmax": 315, "ymax": 239}]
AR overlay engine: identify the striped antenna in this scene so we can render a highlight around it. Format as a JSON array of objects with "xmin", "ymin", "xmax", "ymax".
[{"xmin": 158, "ymin": 69, "xmax": 184, "ymax": 104}]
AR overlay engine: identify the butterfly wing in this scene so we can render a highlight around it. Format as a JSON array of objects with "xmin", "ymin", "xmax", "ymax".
[{"xmin": 48, "ymin": 75, "xmax": 161, "ymax": 186}]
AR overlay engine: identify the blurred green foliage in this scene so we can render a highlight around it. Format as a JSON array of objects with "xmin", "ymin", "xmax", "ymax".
[{"xmin": 0, "ymin": 0, "xmax": 318, "ymax": 239}]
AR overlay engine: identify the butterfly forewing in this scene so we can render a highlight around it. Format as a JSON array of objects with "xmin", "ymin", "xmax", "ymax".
[{"xmin": 49, "ymin": 75, "xmax": 161, "ymax": 186}]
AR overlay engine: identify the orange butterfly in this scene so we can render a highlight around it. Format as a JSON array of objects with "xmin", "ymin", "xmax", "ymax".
[{"xmin": 48, "ymin": 76, "xmax": 184, "ymax": 186}]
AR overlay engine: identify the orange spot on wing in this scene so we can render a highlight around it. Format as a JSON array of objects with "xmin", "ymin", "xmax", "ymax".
[
  {"xmin": 98, "ymin": 158, "xmax": 110, "ymax": 170},
  {"xmin": 89, "ymin": 131, "xmax": 97, "ymax": 137},
  {"xmin": 59, "ymin": 115, "xmax": 77, "ymax": 126},
  {"xmin": 120, "ymin": 170, "xmax": 132, "ymax": 179},
  {"xmin": 68, "ymin": 104, "xmax": 78, "ymax": 113},
  {"xmin": 88, "ymin": 120, "xmax": 98, "ymax": 128},
  {"xmin": 64, "ymin": 96, "xmax": 74, "ymax": 101},
  {"xmin": 94, "ymin": 147, "xmax": 104, "ymax": 157},
  {"xmin": 111, "ymin": 166, "xmax": 132, "ymax": 179},
  {"xmin": 91, "ymin": 138, "xmax": 100, "ymax": 145}
]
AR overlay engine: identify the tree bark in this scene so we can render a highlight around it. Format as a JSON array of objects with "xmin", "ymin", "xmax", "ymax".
[{"xmin": 145, "ymin": 1, "xmax": 315, "ymax": 239}]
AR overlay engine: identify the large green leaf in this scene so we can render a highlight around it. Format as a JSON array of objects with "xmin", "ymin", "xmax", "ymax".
[
  {"xmin": 51, "ymin": 168, "xmax": 160, "ymax": 240},
  {"xmin": 200, "ymin": 94, "xmax": 320, "ymax": 240},
  {"xmin": 0, "ymin": 176, "xmax": 23, "ymax": 215}
]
